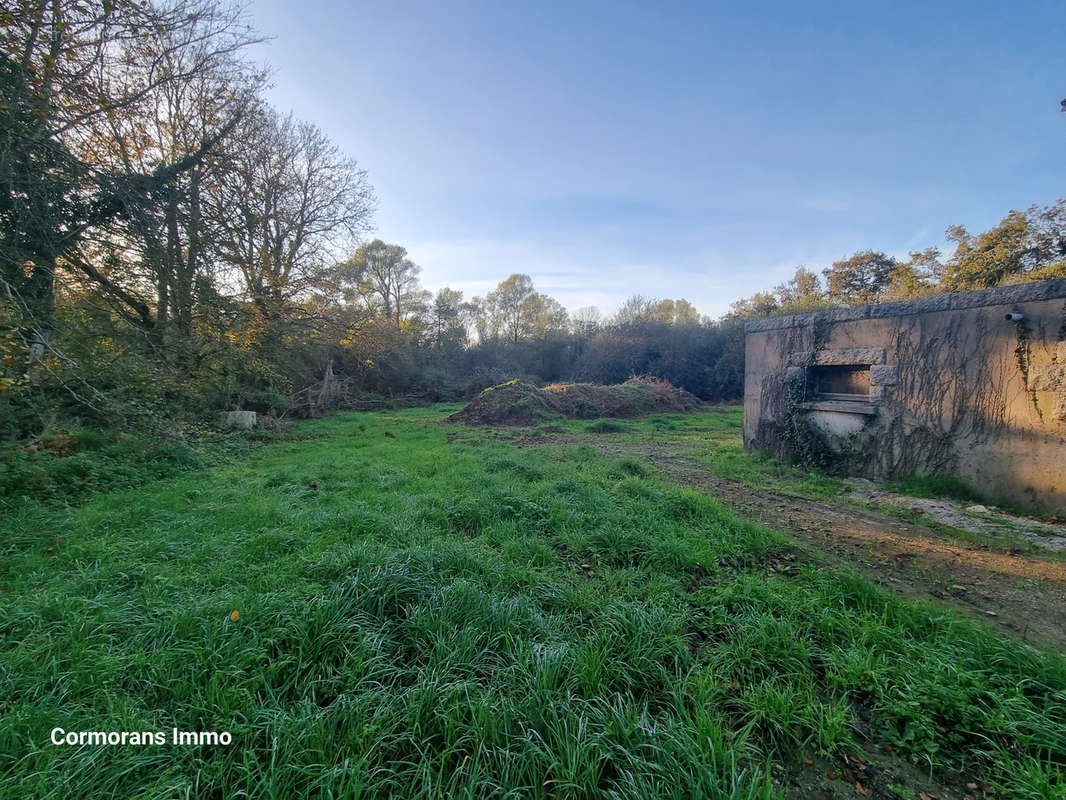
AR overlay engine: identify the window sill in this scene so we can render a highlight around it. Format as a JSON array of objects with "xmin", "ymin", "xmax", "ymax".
[{"xmin": 798, "ymin": 399, "xmax": 878, "ymax": 416}]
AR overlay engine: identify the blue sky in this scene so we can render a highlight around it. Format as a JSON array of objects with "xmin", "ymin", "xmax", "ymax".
[{"xmin": 246, "ymin": 0, "xmax": 1066, "ymax": 318}]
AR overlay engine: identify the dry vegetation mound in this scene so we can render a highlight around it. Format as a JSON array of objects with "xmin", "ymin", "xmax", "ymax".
[{"xmin": 448, "ymin": 377, "xmax": 701, "ymax": 426}]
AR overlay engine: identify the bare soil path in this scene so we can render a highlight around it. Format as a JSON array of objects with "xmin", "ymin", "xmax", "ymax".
[{"xmin": 514, "ymin": 435, "xmax": 1066, "ymax": 652}]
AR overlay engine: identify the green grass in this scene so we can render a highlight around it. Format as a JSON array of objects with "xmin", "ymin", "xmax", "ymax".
[
  {"xmin": 0, "ymin": 431, "xmax": 204, "ymax": 509},
  {"xmin": 0, "ymin": 406, "xmax": 1063, "ymax": 798},
  {"xmin": 0, "ymin": 426, "xmax": 294, "ymax": 511},
  {"xmin": 585, "ymin": 420, "xmax": 631, "ymax": 434},
  {"xmin": 549, "ymin": 407, "xmax": 844, "ymax": 500},
  {"xmin": 885, "ymin": 474, "xmax": 982, "ymax": 504}
]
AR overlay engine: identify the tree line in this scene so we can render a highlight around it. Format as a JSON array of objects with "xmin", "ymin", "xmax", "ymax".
[
  {"xmin": 0, "ymin": 0, "xmax": 746, "ymax": 436},
  {"xmin": 1, "ymin": 1, "xmax": 1062, "ymax": 440},
  {"xmin": 730, "ymin": 200, "xmax": 1066, "ymax": 318}
]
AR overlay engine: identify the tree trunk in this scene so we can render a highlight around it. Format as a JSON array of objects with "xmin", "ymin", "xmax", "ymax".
[{"xmin": 23, "ymin": 256, "xmax": 56, "ymax": 376}]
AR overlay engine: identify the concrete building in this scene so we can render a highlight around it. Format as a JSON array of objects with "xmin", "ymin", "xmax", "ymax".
[{"xmin": 743, "ymin": 278, "xmax": 1066, "ymax": 515}]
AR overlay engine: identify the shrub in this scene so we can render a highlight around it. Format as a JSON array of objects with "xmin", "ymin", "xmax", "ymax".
[{"xmin": 0, "ymin": 433, "xmax": 205, "ymax": 508}]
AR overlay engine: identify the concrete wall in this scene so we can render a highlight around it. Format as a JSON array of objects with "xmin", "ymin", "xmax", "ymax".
[{"xmin": 743, "ymin": 278, "xmax": 1066, "ymax": 515}]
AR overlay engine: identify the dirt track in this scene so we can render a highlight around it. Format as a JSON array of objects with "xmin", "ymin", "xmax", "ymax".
[{"xmin": 519, "ymin": 436, "xmax": 1066, "ymax": 651}]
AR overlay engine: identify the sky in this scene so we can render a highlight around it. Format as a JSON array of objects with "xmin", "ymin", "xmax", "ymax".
[{"xmin": 244, "ymin": 0, "xmax": 1066, "ymax": 318}]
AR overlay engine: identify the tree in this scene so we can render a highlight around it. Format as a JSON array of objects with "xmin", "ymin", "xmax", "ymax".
[
  {"xmin": 523, "ymin": 293, "xmax": 570, "ymax": 340},
  {"xmin": 941, "ymin": 212, "xmax": 1032, "ymax": 290},
  {"xmin": 430, "ymin": 287, "xmax": 465, "ymax": 348},
  {"xmin": 0, "ymin": 53, "xmax": 81, "ymax": 363},
  {"xmin": 823, "ymin": 250, "xmax": 899, "ymax": 304},
  {"xmin": 1, "ymin": 0, "xmax": 260, "ymax": 362},
  {"xmin": 649, "ymin": 298, "xmax": 700, "ymax": 325},
  {"xmin": 465, "ymin": 295, "xmax": 495, "ymax": 343},
  {"xmin": 1024, "ymin": 199, "xmax": 1066, "ymax": 280},
  {"xmin": 771, "ymin": 267, "xmax": 828, "ymax": 311},
  {"xmin": 571, "ymin": 306, "xmax": 602, "ymax": 337},
  {"xmin": 116, "ymin": 37, "xmax": 263, "ymax": 349},
  {"xmin": 214, "ymin": 108, "xmax": 374, "ymax": 315},
  {"xmin": 940, "ymin": 203, "xmax": 1066, "ymax": 288},
  {"xmin": 880, "ymin": 248, "xmax": 940, "ymax": 301},
  {"xmin": 487, "ymin": 274, "xmax": 536, "ymax": 344},
  {"xmin": 729, "ymin": 266, "xmax": 829, "ymax": 318},
  {"xmin": 340, "ymin": 240, "xmax": 423, "ymax": 326},
  {"xmin": 613, "ymin": 294, "xmax": 655, "ymax": 326},
  {"xmin": 474, "ymin": 274, "xmax": 570, "ymax": 345},
  {"xmin": 729, "ymin": 291, "xmax": 780, "ymax": 319}
]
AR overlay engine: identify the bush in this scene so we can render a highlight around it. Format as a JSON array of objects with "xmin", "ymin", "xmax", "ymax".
[{"xmin": 0, "ymin": 433, "xmax": 205, "ymax": 508}]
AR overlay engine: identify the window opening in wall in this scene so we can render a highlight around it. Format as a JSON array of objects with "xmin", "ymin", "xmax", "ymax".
[{"xmin": 809, "ymin": 364, "xmax": 870, "ymax": 400}]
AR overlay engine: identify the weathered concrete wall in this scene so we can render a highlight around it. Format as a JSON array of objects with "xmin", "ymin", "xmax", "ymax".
[{"xmin": 744, "ymin": 278, "xmax": 1066, "ymax": 515}]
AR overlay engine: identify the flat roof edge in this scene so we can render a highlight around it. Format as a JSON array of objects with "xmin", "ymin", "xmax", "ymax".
[{"xmin": 744, "ymin": 277, "xmax": 1066, "ymax": 333}]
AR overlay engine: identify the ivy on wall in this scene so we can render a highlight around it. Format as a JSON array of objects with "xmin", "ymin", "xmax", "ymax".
[{"xmin": 753, "ymin": 312, "xmax": 1014, "ymax": 479}]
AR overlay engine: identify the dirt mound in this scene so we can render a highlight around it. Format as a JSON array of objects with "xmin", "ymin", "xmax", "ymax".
[{"xmin": 449, "ymin": 377, "xmax": 701, "ymax": 426}]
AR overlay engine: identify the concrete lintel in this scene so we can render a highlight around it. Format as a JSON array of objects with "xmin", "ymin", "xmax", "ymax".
[{"xmin": 787, "ymin": 347, "xmax": 886, "ymax": 366}]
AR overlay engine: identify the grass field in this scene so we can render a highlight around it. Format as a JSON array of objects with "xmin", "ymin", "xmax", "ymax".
[
  {"xmin": 1, "ymin": 407, "xmax": 1064, "ymax": 799},
  {"xmin": 522, "ymin": 407, "xmax": 845, "ymax": 500}
]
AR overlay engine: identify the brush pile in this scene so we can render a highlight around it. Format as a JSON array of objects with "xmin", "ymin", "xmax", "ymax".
[{"xmin": 448, "ymin": 377, "xmax": 700, "ymax": 426}]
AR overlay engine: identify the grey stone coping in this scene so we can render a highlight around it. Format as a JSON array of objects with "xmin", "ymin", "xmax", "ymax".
[{"xmin": 744, "ymin": 278, "xmax": 1066, "ymax": 333}]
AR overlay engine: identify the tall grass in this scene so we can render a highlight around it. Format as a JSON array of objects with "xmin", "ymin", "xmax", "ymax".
[{"xmin": 0, "ymin": 407, "xmax": 1062, "ymax": 798}]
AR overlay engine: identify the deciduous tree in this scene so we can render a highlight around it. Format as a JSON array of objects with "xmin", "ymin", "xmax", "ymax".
[
  {"xmin": 823, "ymin": 250, "xmax": 898, "ymax": 304},
  {"xmin": 340, "ymin": 239, "xmax": 423, "ymax": 325},
  {"xmin": 214, "ymin": 108, "xmax": 374, "ymax": 315}
]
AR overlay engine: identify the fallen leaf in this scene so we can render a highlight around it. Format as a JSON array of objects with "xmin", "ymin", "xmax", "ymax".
[
  {"xmin": 827, "ymin": 769, "xmax": 838, "ymax": 781},
  {"xmin": 229, "ymin": 610, "xmax": 240, "ymax": 622},
  {"xmin": 855, "ymin": 782, "xmax": 868, "ymax": 796}
]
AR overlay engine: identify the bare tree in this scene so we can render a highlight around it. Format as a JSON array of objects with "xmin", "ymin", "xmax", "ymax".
[
  {"xmin": 571, "ymin": 306, "xmax": 602, "ymax": 337},
  {"xmin": 613, "ymin": 294, "xmax": 655, "ymax": 326},
  {"xmin": 92, "ymin": 16, "xmax": 266, "ymax": 352},
  {"xmin": 212, "ymin": 107, "xmax": 375, "ymax": 315},
  {"xmin": 0, "ymin": 0, "xmax": 261, "ymax": 361}
]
